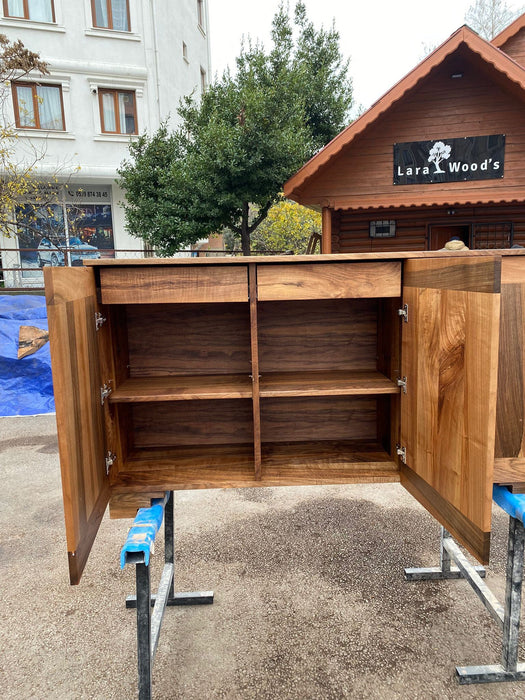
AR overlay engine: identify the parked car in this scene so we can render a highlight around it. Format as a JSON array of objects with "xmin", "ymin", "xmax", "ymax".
[
  {"xmin": 37, "ymin": 237, "xmax": 65, "ymax": 267},
  {"xmin": 67, "ymin": 236, "xmax": 101, "ymax": 265},
  {"xmin": 37, "ymin": 236, "xmax": 101, "ymax": 267}
]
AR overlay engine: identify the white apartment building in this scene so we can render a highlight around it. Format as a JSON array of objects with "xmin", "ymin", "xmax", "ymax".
[{"xmin": 0, "ymin": 0, "xmax": 211, "ymax": 287}]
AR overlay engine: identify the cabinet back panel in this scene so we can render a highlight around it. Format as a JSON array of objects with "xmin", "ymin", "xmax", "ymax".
[
  {"xmin": 260, "ymin": 396, "xmax": 379, "ymax": 442},
  {"xmin": 131, "ymin": 399, "xmax": 253, "ymax": 447},
  {"xmin": 126, "ymin": 304, "xmax": 251, "ymax": 376},
  {"xmin": 258, "ymin": 299, "xmax": 378, "ymax": 373}
]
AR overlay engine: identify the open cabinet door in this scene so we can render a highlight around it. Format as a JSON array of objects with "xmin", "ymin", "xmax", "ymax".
[
  {"xmin": 400, "ymin": 257, "xmax": 501, "ymax": 564},
  {"xmin": 45, "ymin": 267, "xmax": 109, "ymax": 584}
]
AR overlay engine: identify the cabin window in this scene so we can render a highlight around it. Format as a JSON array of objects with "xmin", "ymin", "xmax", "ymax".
[
  {"xmin": 472, "ymin": 222, "xmax": 513, "ymax": 249},
  {"xmin": 369, "ymin": 220, "xmax": 396, "ymax": 238}
]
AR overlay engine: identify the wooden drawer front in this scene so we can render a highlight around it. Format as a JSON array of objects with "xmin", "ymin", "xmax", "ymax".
[
  {"xmin": 257, "ymin": 262, "xmax": 401, "ymax": 301},
  {"xmin": 100, "ymin": 266, "xmax": 249, "ymax": 304}
]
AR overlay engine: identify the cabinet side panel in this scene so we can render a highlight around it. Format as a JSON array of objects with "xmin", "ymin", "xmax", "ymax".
[
  {"xmin": 45, "ymin": 267, "xmax": 109, "ymax": 584},
  {"xmin": 495, "ymin": 257, "xmax": 525, "ymax": 465}
]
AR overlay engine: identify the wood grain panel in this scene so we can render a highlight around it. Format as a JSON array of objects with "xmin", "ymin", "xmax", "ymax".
[
  {"xmin": 44, "ymin": 266, "xmax": 109, "ymax": 585},
  {"xmin": 260, "ymin": 396, "xmax": 380, "ymax": 442},
  {"xmin": 111, "ymin": 441, "xmax": 398, "ymax": 490},
  {"xmin": 249, "ymin": 264, "xmax": 262, "ymax": 479},
  {"xmin": 495, "ymin": 281, "xmax": 525, "ymax": 459},
  {"xmin": 131, "ymin": 399, "xmax": 254, "ymax": 447},
  {"xmin": 259, "ymin": 371, "xmax": 399, "ymax": 397},
  {"xmin": 100, "ymin": 265, "xmax": 249, "ymax": 304},
  {"xmin": 401, "ymin": 465, "xmax": 490, "ymax": 564},
  {"xmin": 400, "ymin": 257, "xmax": 500, "ymax": 562},
  {"xmin": 403, "ymin": 257, "xmax": 501, "ymax": 293},
  {"xmin": 494, "ymin": 458, "xmax": 525, "ymax": 484},
  {"xmin": 110, "ymin": 374, "xmax": 253, "ymax": 402},
  {"xmin": 109, "ymin": 491, "xmax": 166, "ymax": 519},
  {"xmin": 127, "ymin": 303, "xmax": 251, "ymax": 376},
  {"xmin": 258, "ymin": 299, "xmax": 378, "ymax": 373},
  {"xmin": 257, "ymin": 262, "xmax": 401, "ymax": 300}
]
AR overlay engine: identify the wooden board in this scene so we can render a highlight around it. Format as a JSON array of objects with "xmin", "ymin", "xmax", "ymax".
[
  {"xmin": 110, "ymin": 441, "xmax": 398, "ymax": 491},
  {"xmin": 258, "ymin": 299, "xmax": 378, "ymax": 374},
  {"xmin": 256, "ymin": 262, "xmax": 401, "ymax": 300},
  {"xmin": 110, "ymin": 374, "xmax": 253, "ymax": 402},
  {"xmin": 100, "ymin": 265, "xmax": 249, "ymax": 304},
  {"xmin": 44, "ymin": 267, "xmax": 109, "ymax": 584},
  {"xmin": 495, "ymin": 256, "xmax": 525, "ymax": 462},
  {"xmin": 400, "ymin": 257, "xmax": 500, "ymax": 563},
  {"xmin": 259, "ymin": 370, "xmax": 399, "ymax": 397},
  {"xmin": 126, "ymin": 303, "xmax": 251, "ymax": 377}
]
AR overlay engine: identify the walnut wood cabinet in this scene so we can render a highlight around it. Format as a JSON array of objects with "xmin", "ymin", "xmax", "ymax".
[{"xmin": 44, "ymin": 252, "xmax": 525, "ymax": 584}]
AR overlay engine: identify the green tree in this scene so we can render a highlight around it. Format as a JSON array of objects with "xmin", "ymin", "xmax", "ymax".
[
  {"xmin": 118, "ymin": 2, "xmax": 352, "ymax": 256},
  {"xmin": 465, "ymin": 0, "xmax": 523, "ymax": 40}
]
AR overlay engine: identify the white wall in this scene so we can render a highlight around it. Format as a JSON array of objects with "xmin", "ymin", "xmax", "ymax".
[{"xmin": 0, "ymin": 0, "xmax": 210, "ymax": 274}]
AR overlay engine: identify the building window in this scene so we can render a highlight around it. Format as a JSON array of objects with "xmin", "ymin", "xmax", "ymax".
[
  {"xmin": 13, "ymin": 82, "xmax": 65, "ymax": 130},
  {"xmin": 197, "ymin": 0, "xmax": 205, "ymax": 31},
  {"xmin": 369, "ymin": 220, "xmax": 396, "ymax": 238},
  {"xmin": 99, "ymin": 89, "xmax": 137, "ymax": 134},
  {"xmin": 183, "ymin": 42, "xmax": 188, "ymax": 62},
  {"xmin": 91, "ymin": 0, "xmax": 130, "ymax": 31},
  {"xmin": 200, "ymin": 68, "xmax": 207, "ymax": 94},
  {"xmin": 3, "ymin": 0, "xmax": 55, "ymax": 22}
]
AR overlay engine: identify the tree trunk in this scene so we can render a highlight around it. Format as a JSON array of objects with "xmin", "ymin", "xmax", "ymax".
[{"xmin": 240, "ymin": 201, "xmax": 251, "ymax": 256}]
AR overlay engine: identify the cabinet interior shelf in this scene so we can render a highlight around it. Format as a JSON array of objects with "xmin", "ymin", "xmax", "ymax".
[
  {"xmin": 109, "ymin": 370, "xmax": 400, "ymax": 403},
  {"xmin": 113, "ymin": 440, "xmax": 399, "ymax": 490}
]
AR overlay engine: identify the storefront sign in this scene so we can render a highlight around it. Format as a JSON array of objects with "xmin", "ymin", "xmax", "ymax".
[
  {"xmin": 65, "ymin": 184, "xmax": 112, "ymax": 203},
  {"xmin": 393, "ymin": 135, "xmax": 505, "ymax": 185}
]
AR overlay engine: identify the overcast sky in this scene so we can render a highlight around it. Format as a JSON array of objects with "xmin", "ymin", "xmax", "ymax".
[{"xmin": 208, "ymin": 1, "xmax": 523, "ymax": 112}]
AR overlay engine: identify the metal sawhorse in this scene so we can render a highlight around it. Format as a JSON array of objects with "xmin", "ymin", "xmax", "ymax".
[
  {"xmin": 405, "ymin": 484, "xmax": 525, "ymax": 684},
  {"xmin": 120, "ymin": 491, "xmax": 213, "ymax": 700}
]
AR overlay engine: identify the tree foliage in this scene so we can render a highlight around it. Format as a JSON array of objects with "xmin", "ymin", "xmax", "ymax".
[
  {"xmin": 226, "ymin": 199, "xmax": 321, "ymax": 254},
  {"xmin": 465, "ymin": 0, "xmax": 523, "ymax": 40},
  {"xmin": 118, "ymin": 2, "xmax": 352, "ymax": 255}
]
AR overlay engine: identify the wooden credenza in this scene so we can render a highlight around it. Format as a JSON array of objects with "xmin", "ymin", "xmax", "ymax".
[{"xmin": 44, "ymin": 252, "xmax": 525, "ymax": 584}]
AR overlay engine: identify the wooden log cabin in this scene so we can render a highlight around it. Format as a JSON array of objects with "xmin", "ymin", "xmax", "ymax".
[{"xmin": 284, "ymin": 16, "xmax": 525, "ymax": 254}]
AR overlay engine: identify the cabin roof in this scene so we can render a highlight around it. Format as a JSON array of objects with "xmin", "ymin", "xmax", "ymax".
[
  {"xmin": 284, "ymin": 25, "xmax": 525, "ymax": 202},
  {"xmin": 492, "ymin": 12, "xmax": 525, "ymax": 48}
]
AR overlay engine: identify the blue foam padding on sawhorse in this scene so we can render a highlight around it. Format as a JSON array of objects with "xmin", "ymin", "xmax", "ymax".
[
  {"xmin": 120, "ymin": 492, "xmax": 170, "ymax": 568},
  {"xmin": 493, "ymin": 484, "xmax": 525, "ymax": 525}
]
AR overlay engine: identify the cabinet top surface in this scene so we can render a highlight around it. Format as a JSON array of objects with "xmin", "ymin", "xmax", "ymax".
[{"xmin": 84, "ymin": 250, "xmax": 525, "ymax": 267}]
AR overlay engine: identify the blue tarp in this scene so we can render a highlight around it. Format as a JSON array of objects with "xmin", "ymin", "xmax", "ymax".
[{"xmin": 0, "ymin": 294, "xmax": 55, "ymax": 416}]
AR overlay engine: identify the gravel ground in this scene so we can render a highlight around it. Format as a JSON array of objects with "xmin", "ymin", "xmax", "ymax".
[{"xmin": 1, "ymin": 413, "xmax": 524, "ymax": 699}]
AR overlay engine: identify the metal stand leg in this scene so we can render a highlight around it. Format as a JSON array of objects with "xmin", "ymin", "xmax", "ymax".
[
  {"xmin": 405, "ymin": 527, "xmax": 486, "ymax": 581},
  {"xmin": 405, "ymin": 518, "xmax": 525, "ymax": 683},
  {"xmin": 456, "ymin": 517, "xmax": 525, "ymax": 684},
  {"xmin": 136, "ymin": 563, "xmax": 152, "ymax": 700},
  {"xmin": 122, "ymin": 492, "xmax": 214, "ymax": 699}
]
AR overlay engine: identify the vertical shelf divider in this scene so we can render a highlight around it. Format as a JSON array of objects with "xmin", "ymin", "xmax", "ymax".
[{"xmin": 249, "ymin": 264, "xmax": 262, "ymax": 480}]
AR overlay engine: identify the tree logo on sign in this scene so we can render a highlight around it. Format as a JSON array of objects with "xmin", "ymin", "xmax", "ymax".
[{"xmin": 428, "ymin": 141, "xmax": 451, "ymax": 174}]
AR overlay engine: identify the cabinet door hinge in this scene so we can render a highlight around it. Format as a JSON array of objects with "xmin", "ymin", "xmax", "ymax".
[
  {"xmin": 396, "ymin": 376, "xmax": 408, "ymax": 394},
  {"xmin": 95, "ymin": 312, "xmax": 107, "ymax": 330},
  {"xmin": 105, "ymin": 451, "xmax": 116, "ymax": 475},
  {"xmin": 100, "ymin": 382, "xmax": 112, "ymax": 405},
  {"xmin": 398, "ymin": 304, "xmax": 408, "ymax": 322},
  {"xmin": 396, "ymin": 444, "xmax": 407, "ymax": 464}
]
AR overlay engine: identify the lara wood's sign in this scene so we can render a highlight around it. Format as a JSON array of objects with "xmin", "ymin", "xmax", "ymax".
[{"xmin": 393, "ymin": 135, "xmax": 505, "ymax": 185}]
